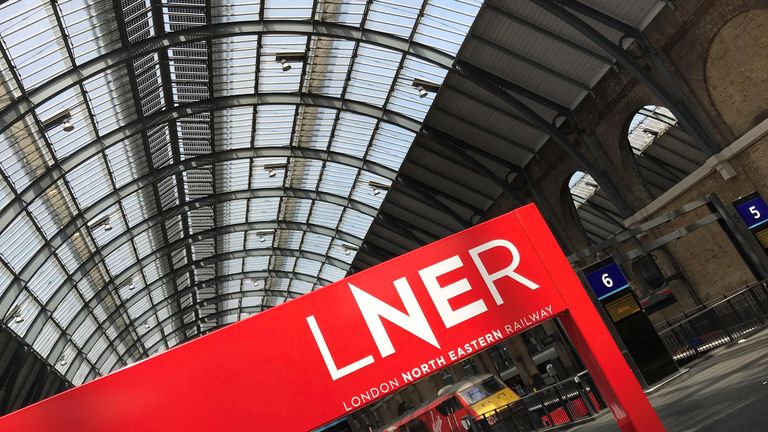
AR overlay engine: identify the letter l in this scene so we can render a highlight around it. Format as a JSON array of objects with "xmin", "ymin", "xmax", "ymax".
[{"xmin": 306, "ymin": 315, "xmax": 374, "ymax": 381}]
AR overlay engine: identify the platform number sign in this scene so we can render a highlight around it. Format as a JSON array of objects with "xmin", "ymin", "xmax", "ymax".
[
  {"xmin": 584, "ymin": 259, "xmax": 631, "ymax": 301},
  {"xmin": 734, "ymin": 193, "xmax": 768, "ymax": 230},
  {"xmin": 733, "ymin": 192, "xmax": 768, "ymax": 251}
]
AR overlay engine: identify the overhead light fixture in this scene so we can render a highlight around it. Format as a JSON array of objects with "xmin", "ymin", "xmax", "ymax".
[
  {"xmin": 369, "ymin": 180, "xmax": 390, "ymax": 196},
  {"xmin": 4, "ymin": 304, "xmax": 22, "ymax": 324},
  {"xmin": 62, "ymin": 118, "xmax": 74, "ymax": 132},
  {"xmin": 144, "ymin": 322, "xmax": 150, "ymax": 329},
  {"xmin": 256, "ymin": 230, "xmax": 272, "ymax": 243},
  {"xmin": 127, "ymin": 283, "xmax": 135, "ymax": 291},
  {"xmin": 341, "ymin": 244, "xmax": 359, "ymax": 256},
  {"xmin": 88, "ymin": 215, "xmax": 112, "ymax": 232},
  {"xmin": 42, "ymin": 110, "xmax": 74, "ymax": 132},
  {"xmin": 275, "ymin": 52, "xmax": 306, "ymax": 72},
  {"xmin": 412, "ymin": 79, "xmax": 440, "ymax": 98},
  {"xmin": 264, "ymin": 162, "xmax": 288, "ymax": 178},
  {"xmin": 59, "ymin": 355, "xmax": 67, "ymax": 366}
]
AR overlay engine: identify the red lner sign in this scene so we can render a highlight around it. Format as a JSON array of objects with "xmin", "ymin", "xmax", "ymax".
[{"xmin": 0, "ymin": 205, "xmax": 665, "ymax": 432}]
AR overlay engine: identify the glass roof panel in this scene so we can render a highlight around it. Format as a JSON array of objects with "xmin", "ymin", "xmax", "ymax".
[
  {"xmin": 345, "ymin": 45, "xmax": 401, "ymax": 107},
  {"xmin": 215, "ymin": 107, "xmax": 254, "ymax": 150},
  {"xmin": 35, "ymin": 88, "xmax": 97, "ymax": 160},
  {"xmin": 329, "ymin": 112, "xmax": 376, "ymax": 158},
  {"xmin": 32, "ymin": 319, "xmax": 61, "ymax": 358},
  {"xmin": 264, "ymin": 0, "xmax": 313, "ymax": 20},
  {"xmin": 365, "ymin": 0, "xmax": 422, "ymax": 38},
  {"xmin": 27, "ymin": 256, "xmax": 66, "ymax": 304},
  {"xmin": 253, "ymin": 105, "xmax": 295, "ymax": 147},
  {"xmin": 0, "ymin": 213, "xmax": 43, "ymax": 272},
  {"xmin": 0, "ymin": 0, "xmax": 70, "ymax": 90},
  {"xmin": 59, "ymin": 0, "xmax": 122, "ymax": 64},
  {"xmin": 0, "ymin": 0, "xmax": 487, "ymax": 382},
  {"xmin": 82, "ymin": 66, "xmax": 138, "ymax": 135},
  {"xmin": 211, "ymin": 0, "xmax": 261, "ymax": 23},
  {"xmin": 413, "ymin": 0, "xmax": 482, "ymax": 55},
  {"xmin": 259, "ymin": 35, "xmax": 306, "ymax": 93},
  {"xmin": 213, "ymin": 36, "xmax": 259, "ymax": 97}
]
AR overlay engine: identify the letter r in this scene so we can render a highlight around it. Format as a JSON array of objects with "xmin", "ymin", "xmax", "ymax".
[{"xmin": 469, "ymin": 239, "xmax": 539, "ymax": 305}]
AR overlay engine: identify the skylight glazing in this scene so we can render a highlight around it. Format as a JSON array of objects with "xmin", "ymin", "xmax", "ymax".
[{"xmin": 0, "ymin": 0, "xmax": 482, "ymax": 386}]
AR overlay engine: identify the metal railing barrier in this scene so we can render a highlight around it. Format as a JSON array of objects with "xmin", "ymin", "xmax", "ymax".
[
  {"xmin": 655, "ymin": 280, "xmax": 768, "ymax": 364},
  {"xmin": 469, "ymin": 371, "xmax": 606, "ymax": 432}
]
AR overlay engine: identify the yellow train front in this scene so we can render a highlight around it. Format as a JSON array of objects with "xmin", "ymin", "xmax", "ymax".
[
  {"xmin": 379, "ymin": 374, "xmax": 520, "ymax": 431},
  {"xmin": 445, "ymin": 374, "xmax": 520, "ymax": 418}
]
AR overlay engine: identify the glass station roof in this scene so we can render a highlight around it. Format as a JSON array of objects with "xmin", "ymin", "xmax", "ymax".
[{"xmin": 0, "ymin": 0, "xmax": 481, "ymax": 385}]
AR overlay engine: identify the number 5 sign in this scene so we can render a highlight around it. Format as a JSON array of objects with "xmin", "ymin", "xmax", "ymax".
[
  {"xmin": 0, "ymin": 205, "xmax": 665, "ymax": 432},
  {"xmin": 734, "ymin": 193, "xmax": 768, "ymax": 230}
]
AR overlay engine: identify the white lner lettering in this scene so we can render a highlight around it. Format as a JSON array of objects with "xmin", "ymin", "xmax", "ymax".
[
  {"xmin": 308, "ymin": 238, "xmax": 539, "ymax": 381},
  {"xmin": 468, "ymin": 239, "xmax": 539, "ymax": 305},
  {"xmin": 306, "ymin": 315, "xmax": 374, "ymax": 381},
  {"xmin": 350, "ymin": 277, "xmax": 440, "ymax": 358},
  {"xmin": 419, "ymin": 255, "xmax": 487, "ymax": 328}
]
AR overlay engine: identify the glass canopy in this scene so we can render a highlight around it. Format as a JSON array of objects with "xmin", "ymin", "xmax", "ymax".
[{"xmin": 0, "ymin": 0, "xmax": 482, "ymax": 385}]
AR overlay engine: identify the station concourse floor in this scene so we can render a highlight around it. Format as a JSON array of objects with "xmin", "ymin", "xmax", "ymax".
[{"xmin": 569, "ymin": 327, "xmax": 768, "ymax": 432}]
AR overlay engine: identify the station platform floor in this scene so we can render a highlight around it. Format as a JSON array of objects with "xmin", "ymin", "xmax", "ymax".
[{"xmin": 570, "ymin": 327, "xmax": 768, "ymax": 432}]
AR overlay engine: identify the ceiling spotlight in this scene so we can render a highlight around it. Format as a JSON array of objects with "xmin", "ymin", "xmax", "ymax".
[
  {"xmin": 341, "ymin": 244, "xmax": 359, "ymax": 256},
  {"xmin": 258, "ymin": 234, "xmax": 265, "ymax": 242},
  {"xmin": 369, "ymin": 180, "xmax": 390, "ymax": 196},
  {"xmin": 264, "ymin": 162, "xmax": 288, "ymax": 178},
  {"xmin": 4, "ymin": 304, "xmax": 22, "ymax": 324},
  {"xmin": 128, "ymin": 283, "xmax": 135, "ymax": 291},
  {"xmin": 42, "ymin": 110, "xmax": 73, "ymax": 131},
  {"xmin": 144, "ymin": 322, "xmax": 150, "ymax": 329},
  {"xmin": 412, "ymin": 79, "xmax": 440, "ymax": 99},
  {"xmin": 88, "ymin": 215, "xmax": 112, "ymax": 232},
  {"xmin": 275, "ymin": 52, "xmax": 305, "ymax": 73},
  {"xmin": 59, "ymin": 356, "xmax": 67, "ymax": 366}
]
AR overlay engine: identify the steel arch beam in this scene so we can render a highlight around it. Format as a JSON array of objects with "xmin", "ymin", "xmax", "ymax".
[
  {"xmin": 0, "ymin": 92, "xmax": 414, "ymax": 236},
  {"xmin": 456, "ymin": 61, "xmax": 632, "ymax": 217},
  {"xmin": 0, "ymin": 143, "xmax": 397, "ymax": 238},
  {"xmin": 45, "ymin": 245, "xmax": 346, "ymax": 374},
  {"xmin": 75, "ymin": 247, "xmax": 345, "ymax": 353},
  {"xmin": 108, "ymin": 274, "xmax": 316, "ymax": 359},
  {"xmin": 139, "ymin": 300, "xmax": 288, "ymax": 359},
  {"xmin": 0, "ymin": 20, "xmax": 453, "ymax": 135},
  {"xmin": 531, "ymin": 0, "xmax": 720, "ymax": 154},
  {"xmin": 59, "ymin": 271, "xmax": 321, "ymax": 377},
  {"xmin": 38, "ymin": 217, "xmax": 357, "ymax": 325},
  {"xmin": 1, "ymin": 144, "xmax": 385, "ymax": 307},
  {"xmin": 0, "ymin": 186, "xmax": 373, "ymax": 351}
]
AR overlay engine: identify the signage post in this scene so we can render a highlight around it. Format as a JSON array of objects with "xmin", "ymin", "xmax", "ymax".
[
  {"xmin": 582, "ymin": 258, "xmax": 678, "ymax": 385},
  {"xmin": 0, "ymin": 205, "xmax": 664, "ymax": 432}
]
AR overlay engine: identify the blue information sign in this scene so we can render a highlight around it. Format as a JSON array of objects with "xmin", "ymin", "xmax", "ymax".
[
  {"xmin": 734, "ymin": 195, "xmax": 768, "ymax": 230},
  {"xmin": 584, "ymin": 261, "xmax": 630, "ymax": 301}
]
